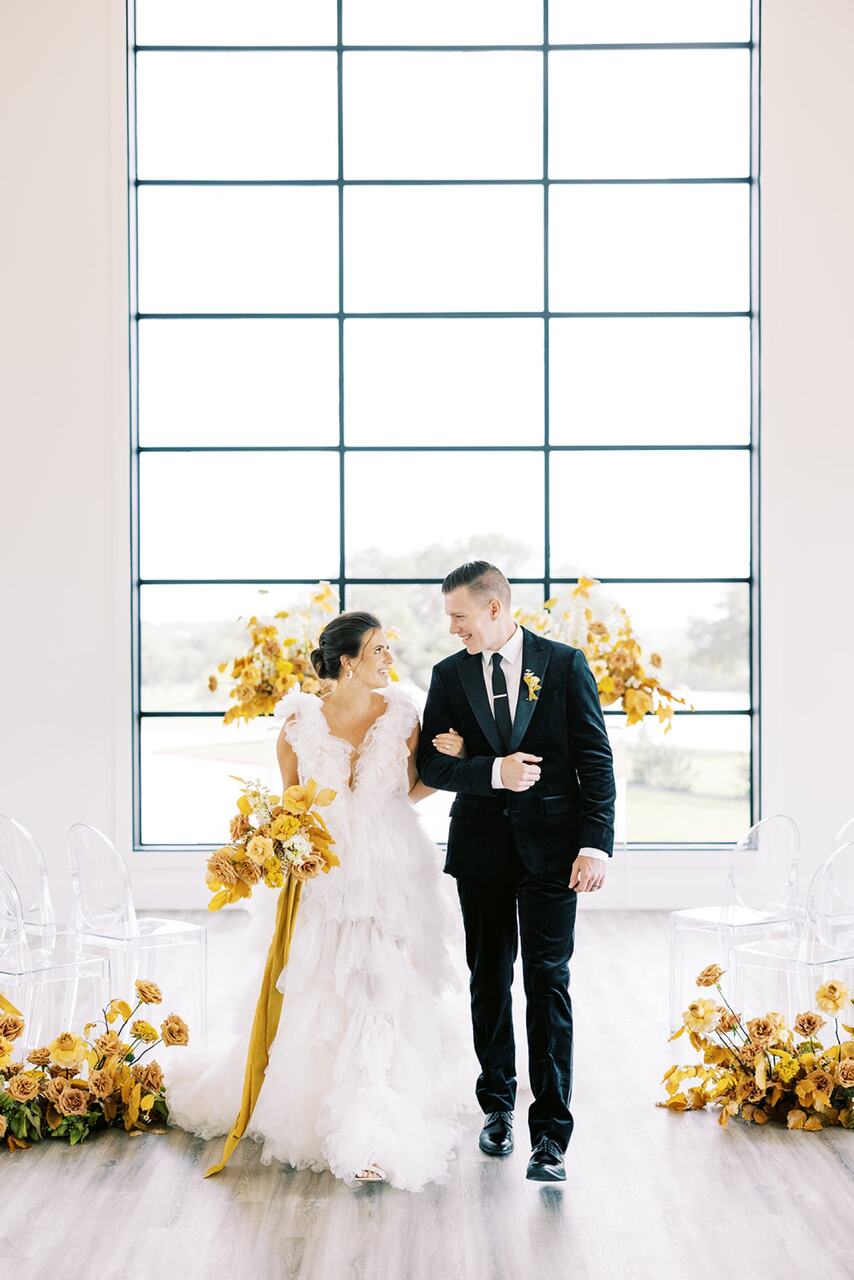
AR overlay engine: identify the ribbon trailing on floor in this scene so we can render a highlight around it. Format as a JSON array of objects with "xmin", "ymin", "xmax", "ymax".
[{"xmin": 204, "ymin": 876, "xmax": 303, "ymax": 1178}]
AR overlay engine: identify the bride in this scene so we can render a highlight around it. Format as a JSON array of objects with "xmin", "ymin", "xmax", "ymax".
[{"xmin": 165, "ymin": 611, "xmax": 477, "ymax": 1191}]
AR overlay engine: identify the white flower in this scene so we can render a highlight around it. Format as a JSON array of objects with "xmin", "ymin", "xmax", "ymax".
[{"xmin": 282, "ymin": 833, "xmax": 312, "ymax": 865}]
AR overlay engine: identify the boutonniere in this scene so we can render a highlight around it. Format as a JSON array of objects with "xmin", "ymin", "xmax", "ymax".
[{"xmin": 523, "ymin": 669, "xmax": 542, "ymax": 702}]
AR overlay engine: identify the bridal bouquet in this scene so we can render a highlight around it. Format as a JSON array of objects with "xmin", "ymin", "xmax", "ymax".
[
  {"xmin": 0, "ymin": 982, "xmax": 188, "ymax": 1152},
  {"xmin": 205, "ymin": 775, "xmax": 339, "ymax": 912},
  {"xmin": 659, "ymin": 965, "xmax": 854, "ymax": 1130},
  {"xmin": 209, "ymin": 582, "xmax": 337, "ymax": 725},
  {"xmin": 515, "ymin": 576, "xmax": 692, "ymax": 732}
]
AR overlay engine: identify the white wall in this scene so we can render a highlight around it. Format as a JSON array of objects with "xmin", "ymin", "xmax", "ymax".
[
  {"xmin": 760, "ymin": 0, "xmax": 854, "ymax": 878},
  {"xmin": 0, "ymin": 0, "xmax": 851, "ymax": 912}
]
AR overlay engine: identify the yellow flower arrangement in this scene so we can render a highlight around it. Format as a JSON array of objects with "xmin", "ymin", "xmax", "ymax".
[
  {"xmin": 211, "ymin": 582, "xmax": 401, "ymax": 725},
  {"xmin": 659, "ymin": 965, "xmax": 854, "ymax": 1130},
  {"xmin": 205, "ymin": 775, "xmax": 340, "ymax": 912},
  {"xmin": 210, "ymin": 582, "xmax": 338, "ymax": 725},
  {"xmin": 0, "ymin": 984, "xmax": 189, "ymax": 1151},
  {"xmin": 515, "ymin": 576, "xmax": 693, "ymax": 732}
]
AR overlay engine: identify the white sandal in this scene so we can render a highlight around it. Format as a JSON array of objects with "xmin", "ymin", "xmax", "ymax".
[{"xmin": 353, "ymin": 1161, "xmax": 386, "ymax": 1184}]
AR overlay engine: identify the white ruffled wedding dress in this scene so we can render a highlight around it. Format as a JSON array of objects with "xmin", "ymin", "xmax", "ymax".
[{"xmin": 164, "ymin": 683, "xmax": 476, "ymax": 1192}]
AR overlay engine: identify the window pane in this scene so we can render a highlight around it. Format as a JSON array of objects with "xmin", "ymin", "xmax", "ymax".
[
  {"xmin": 549, "ymin": 184, "xmax": 749, "ymax": 312},
  {"xmin": 345, "ymin": 319, "xmax": 543, "ymax": 445},
  {"xmin": 141, "ymin": 716, "xmax": 282, "ymax": 845},
  {"xmin": 345, "ymin": 186, "xmax": 543, "ymax": 313},
  {"xmin": 549, "ymin": 0, "xmax": 750, "ymax": 44},
  {"xmin": 139, "ymin": 320, "xmax": 339, "ymax": 446},
  {"xmin": 140, "ymin": 452, "xmax": 339, "ymax": 579},
  {"xmin": 343, "ymin": 0, "xmax": 542, "ymax": 44},
  {"xmin": 345, "ymin": 581, "xmax": 546, "ymax": 692},
  {"xmin": 614, "ymin": 714, "xmax": 751, "ymax": 844},
  {"xmin": 135, "ymin": 0, "xmax": 337, "ymax": 45},
  {"xmin": 345, "ymin": 452, "xmax": 544, "ymax": 577},
  {"xmin": 141, "ymin": 583, "xmax": 324, "ymax": 712},
  {"xmin": 549, "ymin": 50, "xmax": 749, "ymax": 178},
  {"xmin": 549, "ymin": 318, "xmax": 750, "ymax": 444},
  {"xmin": 549, "ymin": 451, "xmax": 749, "ymax": 578},
  {"xmin": 136, "ymin": 53, "xmax": 337, "ymax": 180},
  {"xmin": 345, "ymin": 52, "xmax": 542, "ymax": 180},
  {"xmin": 545, "ymin": 582, "xmax": 749, "ymax": 710},
  {"xmin": 138, "ymin": 187, "xmax": 338, "ymax": 314}
]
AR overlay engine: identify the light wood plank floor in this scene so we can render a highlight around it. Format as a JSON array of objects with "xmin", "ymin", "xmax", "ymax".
[{"xmin": 2, "ymin": 909, "xmax": 852, "ymax": 1280}]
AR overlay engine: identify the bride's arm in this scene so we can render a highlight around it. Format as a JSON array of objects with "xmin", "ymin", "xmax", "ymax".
[
  {"xmin": 407, "ymin": 722, "xmax": 464, "ymax": 803},
  {"xmin": 276, "ymin": 725, "xmax": 299, "ymax": 791}
]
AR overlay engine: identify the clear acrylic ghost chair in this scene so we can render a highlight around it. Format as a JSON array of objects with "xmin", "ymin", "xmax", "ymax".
[
  {"xmin": 67, "ymin": 823, "xmax": 207, "ymax": 1036},
  {"xmin": 667, "ymin": 815, "xmax": 800, "ymax": 1031},
  {"xmin": 0, "ymin": 814, "xmax": 76, "ymax": 948},
  {"xmin": 832, "ymin": 816, "xmax": 854, "ymax": 852},
  {"xmin": 731, "ymin": 840, "xmax": 854, "ymax": 1025},
  {"xmin": 0, "ymin": 865, "xmax": 109, "ymax": 1052}
]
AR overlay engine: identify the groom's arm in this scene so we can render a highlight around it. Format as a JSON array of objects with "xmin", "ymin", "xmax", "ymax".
[
  {"xmin": 418, "ymin": 666, "xmax": 496, "ymax": 796},
  {"xmin": 566, "ymin": 647, "xmax": 617, "ymax": 855}
]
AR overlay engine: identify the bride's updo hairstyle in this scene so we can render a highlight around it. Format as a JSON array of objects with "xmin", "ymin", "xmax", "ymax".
[{"xmin": 310, "ymin": 611, "xmax": 382, "ymax": 681}]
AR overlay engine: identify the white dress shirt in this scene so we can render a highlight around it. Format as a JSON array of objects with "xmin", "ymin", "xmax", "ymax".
[{"xmin": 482, "ymin": 624, "xmax": 608, "ymax": 863}]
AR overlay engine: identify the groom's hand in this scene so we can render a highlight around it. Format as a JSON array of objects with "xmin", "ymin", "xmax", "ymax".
[
  {"xmin": 569, "ymin": 855, "xmax": 607, "ymax": 893},
  {"xmin": 500, "ymin": 753, "xmax": 542, "ymax": 792}
]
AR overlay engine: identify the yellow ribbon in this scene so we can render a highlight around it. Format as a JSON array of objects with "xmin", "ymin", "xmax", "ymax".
[
  {"xmin": 204, "ymin": 876, "xmax": 302, "ymax": 1177},
  {"xmin": 0, "ymin": 991, "xmax": 23, "ymax": 1018}
]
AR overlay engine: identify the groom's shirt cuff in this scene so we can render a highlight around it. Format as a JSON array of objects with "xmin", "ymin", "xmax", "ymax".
[{"xmin": 579, "ymin": 847, "xmax": 609, "ymax": 861}]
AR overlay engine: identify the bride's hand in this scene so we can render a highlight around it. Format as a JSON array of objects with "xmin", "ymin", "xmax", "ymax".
[{"xmin": 432, "ymin": 727, "xmax": 466, "ymax": 759}]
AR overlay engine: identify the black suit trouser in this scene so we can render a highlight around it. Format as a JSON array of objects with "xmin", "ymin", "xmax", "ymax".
[{"xmin": 456, "ymin": 844, "xmax": 578, "ymax": 1152}]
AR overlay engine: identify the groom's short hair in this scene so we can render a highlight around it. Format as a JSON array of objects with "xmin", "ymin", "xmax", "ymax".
[{"xmin": 441, "ymin": 561, "xmax": 511, "ymax": 606}]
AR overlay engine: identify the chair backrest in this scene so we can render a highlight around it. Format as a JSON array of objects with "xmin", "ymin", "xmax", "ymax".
[
  {"xmin": 804, "ymin": 840, "xmax": 854, "ymax": 945},
  {"xmin": 0, "ymin": 815, "xmax": 56, "ymax": 931},
  {"xmin": 725, "ymin": 814, "xmax": 800, "ymax": 915},
  {"xmin": 67, "ymin": 823, "xmax": 138, "ymax": 937},
  {"xmin": 832, "ymin": 816, "xmax": 854, "ymax": 851},
  {"xmin": 0, "ymin": 863, "xmax": 31, "ymax": 973}
]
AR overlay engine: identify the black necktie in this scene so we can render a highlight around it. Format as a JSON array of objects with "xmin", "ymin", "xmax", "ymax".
[{"xmin": 491, "ymin": 653, "xmax": 513, "ymax": 752}]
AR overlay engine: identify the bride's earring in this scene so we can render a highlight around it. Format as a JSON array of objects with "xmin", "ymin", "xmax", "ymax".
[{"xmin": 346, "ymin": 670, "xmax": 353, "ymax": 681}]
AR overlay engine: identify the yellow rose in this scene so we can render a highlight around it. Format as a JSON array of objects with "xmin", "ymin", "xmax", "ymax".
[
  {"xmin": 681, "ymin": 999, "xmax": 720, "ymax": 1034},
  {"xmin": 746, "ymin": 1017, "xmax": 777, "ymax": 1047},
  {"xmin": 88, "ymin": 1068, "xmax": 116, "ymax": 1099},
  {"xmin": 793, "ymin": 1011, "xmax": 826, "ymax": 1039},
  {"xmin": 836, "ymin": 1057, "xmax": 854, "ymax": 1088},
  {"xmin": 135, "ymin": 979, "xmax": 163, "ymax": 1005},
  {"xmin": 160, "ymin": 1014, "xmax": 189, "ymax": 1047},
  {"xmin": 246, "ymin": 835, "xmax": 274, "ymax": 865},
  {"xmin": 7, "ymin": 1071, "xmax": 41, "ymax": 1102},
  {"xmin": 95, "ymin": 1030, "xmax": 123, "ymax": 1059},
  {"xmin": 0, "ymin": 1014, "xmax": 25, "ymax": 1042},
  {"xmin": 0, "ymin": 1115, "xmax": 6, "ymax": 1139},
  {"xmin": 57, "ymin": 1086, "xmax": 90, "ymax": 1118},
  {"xmin": 815, "ymin": 980, "xmax": 850, "ymax": 1015},
  {"xmin": 27, "ymin": 1046, "xmax": 52, "ymax": 1067},
  {"xmin": 695, "ymin": 964, "xmax": 725, "ymax": 988},
  {"xmin": 49, "ymin": 1032, "xmax": 89, "ymax": 1069}
]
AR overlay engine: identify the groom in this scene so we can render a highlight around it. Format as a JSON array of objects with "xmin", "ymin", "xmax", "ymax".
[{"xmin": 418, "ymin": 561, "xmax": 616, "ymax": 1182}]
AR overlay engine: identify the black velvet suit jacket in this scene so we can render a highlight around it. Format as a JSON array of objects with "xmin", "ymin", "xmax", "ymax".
[{"xmin": 417, "ymin": 628, "xmax": 616, "ymax": 882}]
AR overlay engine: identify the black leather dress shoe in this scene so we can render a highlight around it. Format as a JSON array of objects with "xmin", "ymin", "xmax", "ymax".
[
  {"xmin": 479, "ymin": 1110, "xmax": 514, "ymax": 1156},
  {"xmin": 526, "ymin": 1136, "xmax": 566, "ymax": 1181}
]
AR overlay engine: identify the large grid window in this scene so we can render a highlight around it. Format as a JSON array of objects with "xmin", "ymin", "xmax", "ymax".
[{"xmin": 129, "ymin": 1, "xmax": 759, "ymax": 850}]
